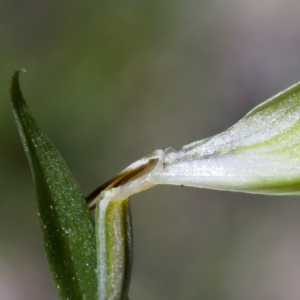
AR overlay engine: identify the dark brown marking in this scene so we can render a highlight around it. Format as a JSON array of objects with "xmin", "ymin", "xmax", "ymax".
[{"xmin": 85, "ymin": 158, "xmax": 158, "ymax": 210}]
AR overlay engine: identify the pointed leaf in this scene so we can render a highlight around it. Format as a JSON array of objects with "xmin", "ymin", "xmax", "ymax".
[{"xmin": 10, "ymin": 70, "xmax": 97, "ymax": 300}]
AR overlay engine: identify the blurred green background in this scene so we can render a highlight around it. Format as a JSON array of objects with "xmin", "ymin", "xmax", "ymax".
[{"xmin": 2, "ymin": 1, "xmax": 300, "ymax": 299}]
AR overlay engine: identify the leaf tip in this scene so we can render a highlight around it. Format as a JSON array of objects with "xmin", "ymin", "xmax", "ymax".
[{"xmin": 10, "ymin": 67, "xmax": 26, "ymax": 86}]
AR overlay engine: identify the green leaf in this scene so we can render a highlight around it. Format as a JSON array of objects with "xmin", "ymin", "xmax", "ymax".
[
  {"xmin": 10, "ymin": 70, "xmax": 97, "ymax": 300},
  {"xmin": 96, "ymin": 197, "xmax": 133, "ymax": 300}
]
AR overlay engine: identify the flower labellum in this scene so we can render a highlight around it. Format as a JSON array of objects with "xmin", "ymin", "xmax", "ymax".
[{"xmin": 84, "ymin": 80, "xmax": 300, "ymax": 300}]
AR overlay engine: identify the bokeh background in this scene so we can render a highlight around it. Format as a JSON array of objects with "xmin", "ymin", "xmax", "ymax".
[{"xmin": 2, "ymin": 1, "xmax": 300, "ymax": 299}]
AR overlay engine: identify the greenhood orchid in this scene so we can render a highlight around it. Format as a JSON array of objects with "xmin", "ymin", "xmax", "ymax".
[
  {"xmin": 10, "ymin": 69, "xmax": 300, "ymax": 300},
  {"xmin": 88, "ymin": 81, "xmax": 300, "ymax": 208}
]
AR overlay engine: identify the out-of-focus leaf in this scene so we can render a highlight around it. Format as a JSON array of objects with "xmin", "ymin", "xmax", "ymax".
[
  {"xmin": 96, "ymin": 195, "xmax": 133, "ymax": 300},
  {"xmin": 10, "ymin": 70, "xmax": 97, "ymax": 300}
]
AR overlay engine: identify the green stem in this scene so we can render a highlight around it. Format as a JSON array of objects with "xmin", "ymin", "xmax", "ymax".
[{"xmin": 96, "ymin": 197, "xmax": 133, "ymax": 300}]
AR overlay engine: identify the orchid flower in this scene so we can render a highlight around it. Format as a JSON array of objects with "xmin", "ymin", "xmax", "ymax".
[
  {"xmin": 87, "ymin": 81, "xmax": 300, "ymax": 208},
  {"xmin": 83, "ymin": 80, "xmax": 300, "ymax": 300},
  {"xmin": 11, "ymin": 69, "xmax": 300, "ymax": 300}
]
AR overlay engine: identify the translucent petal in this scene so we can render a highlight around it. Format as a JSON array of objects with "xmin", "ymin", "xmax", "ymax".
[
  {"xmin": 89, "ymin": 80, "xmax": 300, "ymax": 204},
  {"xmin": 151, "ymin": 81, "xmax": 300, "ymax": 195}
]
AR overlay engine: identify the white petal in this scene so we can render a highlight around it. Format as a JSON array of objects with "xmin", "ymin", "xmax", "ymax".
[
  {"xmin": 89, "ymin": 81, "xmax": 300, "ymax": 204},
  {"xmin": 150, "ymin": 81, "xmax": 300, "ymax": 195}
]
